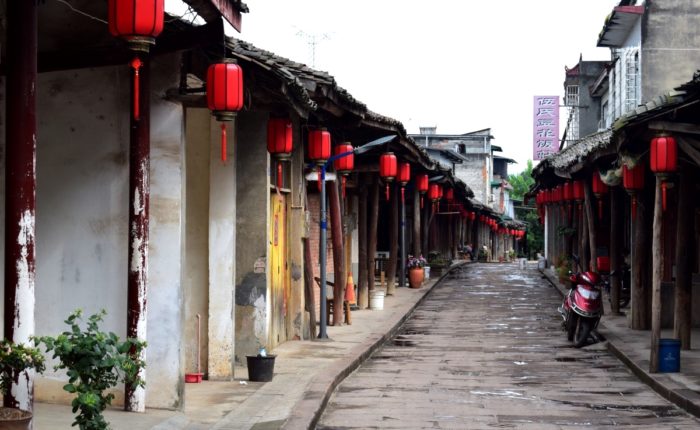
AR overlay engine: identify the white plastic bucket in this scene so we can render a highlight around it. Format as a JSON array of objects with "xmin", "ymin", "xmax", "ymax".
[
  {"xmin": 519, "ymin": 258, "xmax": 527, "ymax": 270},
  {"xmin": 369, "ymin": 290, "xmax": 385, "ymax": 310},
  {"xmin": 424, "ymin": 266, "xmax": 431, "ymax": 279}
]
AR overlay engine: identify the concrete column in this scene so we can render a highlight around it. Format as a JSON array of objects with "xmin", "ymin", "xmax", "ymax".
[{"xmin": 208, "ymin": 116, "xmax": 237, "ymax": 380}]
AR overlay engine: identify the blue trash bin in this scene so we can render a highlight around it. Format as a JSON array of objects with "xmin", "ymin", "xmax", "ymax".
[{"xmin": 658, "ymin": 339, "xmax": 681, "ymax": 372}]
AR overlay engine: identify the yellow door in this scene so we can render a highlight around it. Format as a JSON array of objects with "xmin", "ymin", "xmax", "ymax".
[{"xmin": 269, "ymin": 193, "xmax": 288, "ymax": 347}]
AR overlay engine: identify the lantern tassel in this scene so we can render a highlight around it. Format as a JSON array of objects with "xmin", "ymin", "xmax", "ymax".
[
  {"xmin": 632, "ymin": 196, "xmax": 637, "ymax": 219},
  {"xmin": 277, "ymin": 161, "xmax": 283, "ymax": 189},
  {"xmin": 662, "ymin": 181, "xmax": 668, "ymax": 212},
  {"xmin": 342, "ymin": 176, "xmax": 346, "ymax": 199},
  {"xmin": 598, "ymin": 199, "xmax": 603, "ymax": 220},
  {"xmin": 220, "ymin": 123, "xmax": 227, "ymax": 162},
  {"xmin": 385, "ymin": 184, "xmax": 390, "ymax": 201},
  {"xmin": 421, "ymin": 195, "xmax": 424, "ymax": 209},
  {"xmin": 401, "ymin": 187, "xmax": 405, "ymax": 204},
  {"xmin": 131, "ymin": 57, "xmax": 142, "ymax": 121},
  {"xmin": 317, "ymin": 167, "xmax": 322, "ymax": 192}
]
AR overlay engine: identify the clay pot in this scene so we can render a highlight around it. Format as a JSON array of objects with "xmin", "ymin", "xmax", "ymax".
[
  {"xmin": 408, "ymin": 267, "xmax": 424, "ymax": 288},
  {"xmin": 0, "ymin": 407, "xmax": 32, "ymax": 430}
]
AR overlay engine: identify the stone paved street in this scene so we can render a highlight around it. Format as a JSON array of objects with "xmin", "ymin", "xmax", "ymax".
[{"xmin": 318, "ymin": 263, "xmax": 700, "ymax": 429}]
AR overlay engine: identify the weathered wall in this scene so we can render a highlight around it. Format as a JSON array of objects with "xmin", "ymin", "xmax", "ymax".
[
  {"xmin": 456, "ymin": 155, "xmax": 489, "ymax": 204},
  {"xmin": 207, "ymin": 114, "xmax": 237, "ymax": 380},
  {"xmin": 235, "ymin": 111, "xmax": 269, "ymax": 365},
  {"xmin": 184, "ymin": 108, "xmax": 211, "ymax": 376},
  {"xmin": 642, "ymin": 0, "xmax": 700, "ymax": 99},
  {"xmin": 287, "ymin": 116, "xmax": 307, "ymax": 340},
  {"xmin": 26, "ymin": 54, "xmax": 185, "ymax": 408}
]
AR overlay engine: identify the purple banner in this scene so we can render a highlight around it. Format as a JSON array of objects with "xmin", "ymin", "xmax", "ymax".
[{"xmin": 533, "ymin": 96, "xmax": 559, "ymax": 160}]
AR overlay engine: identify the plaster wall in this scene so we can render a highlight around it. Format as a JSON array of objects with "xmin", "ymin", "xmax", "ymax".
[
  {"xmin": 455, "ymin": 155, "xmax": 489, "ymax": 204},
  {"xmin": 642, "ymin": 0, "xmax": 700, "ymax": 100},
  {"xmin": 207, "ymin": 114, "xmax": 237, "ymax": 380},
  {"xmin": 234, "ymin": 111, "xmax": 270, "ymax": 365},
  {"xmin": 21, "ymin": 54, "xmax": 185, "ymax": 408}
]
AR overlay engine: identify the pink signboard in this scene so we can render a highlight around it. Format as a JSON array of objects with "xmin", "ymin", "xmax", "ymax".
[{"xmin": 533, "ymin": 96, "xmax": 559, "ymax": 160}]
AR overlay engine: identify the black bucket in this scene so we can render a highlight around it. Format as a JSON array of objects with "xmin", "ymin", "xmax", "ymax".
[{"xmin": 246, "ymin": 355, "xmax": 276, "ymax": 382}]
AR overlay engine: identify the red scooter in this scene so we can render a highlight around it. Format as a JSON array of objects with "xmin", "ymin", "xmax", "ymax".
[{"xmin": 558, "ymin": 255, "xmax": 603, "ymax": 348}]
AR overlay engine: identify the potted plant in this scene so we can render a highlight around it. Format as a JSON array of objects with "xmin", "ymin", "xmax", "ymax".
[
  {"xmin": 0, "ymin": 339, "xmax": 45, "ymax": 430},
  {"xmin": 37, "ymin": 310, "xmax": 146, "ymax": 430},
  {"xmin": 406, "ymin": 255, "xmax": 427, "ymax": 288},
  {"xmin": 478, "ymin": 246, "xmax": 488, "ymax": 262}
]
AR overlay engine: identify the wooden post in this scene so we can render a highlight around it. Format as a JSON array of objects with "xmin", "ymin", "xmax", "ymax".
[
  {"xmin": 584, "ymin": 179, "xmax": 597, "ymax": 271},
  {"xmin": 650, "ymin": 177, "xmax": 663, "ymax": 373},
  {"xmin": 126, "ymin": 54, "xmax": 149, "ymax": 412},
  {"xmin": 413, "ymin": 187, "xmax": 421, "ymax": 258},
  {"xmin": 386, "ymin": 183, "xmax": 398, "ymax": 295},
  {"xmin": 328, "ymin": 177, "xmax": 346, "ymax": 325},
  {"xmin": 368, "ymin": 177, "xmax": 380, "ymax": 292},
  {"xmin": 674, "ymin": 165, "xmax": 693, "ymax": 349},
  {"xmin": 302, "ymin": 238, "xmax": 317, "ymax": 339},
  {"xmin": 610, "ymin": 187, "xmax": 623, "ymax": 315},
  {"xmin": 358, "ymin": 175, "xmax": 368, "ymax": 309},
  {"xmin": 4, "ymin": 0, "xmax": 37, "ymax": 411},
  {"xmin": 631, "ymin": 189, "xmax": 650, "ymax": 330}
]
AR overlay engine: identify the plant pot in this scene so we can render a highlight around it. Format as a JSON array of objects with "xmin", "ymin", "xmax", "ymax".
[
  {"xmin": 408, "ymin": 267, "xmax": 424, "ymax": 288},
  {"xmin": 0, "ymin": 407, "xmax": 32, "ymax": 430}
]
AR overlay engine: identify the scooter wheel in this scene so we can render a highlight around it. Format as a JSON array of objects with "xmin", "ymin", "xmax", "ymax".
[
  {"xmin": 573, "ymin": 317, "xmax": 592, "ymax": 348},
  {"xmin": 566, "ymin": 313, "xmax": 577, "ymax": 341}
]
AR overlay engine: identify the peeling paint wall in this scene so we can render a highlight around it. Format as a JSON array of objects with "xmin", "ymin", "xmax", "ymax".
[
  {"xmin": 21, "ymin": 54, "xmax": 185, "ymax": 409},
  {"xmin": 235, "ymin": 111, "xmax": 269, "ymax": 365}
]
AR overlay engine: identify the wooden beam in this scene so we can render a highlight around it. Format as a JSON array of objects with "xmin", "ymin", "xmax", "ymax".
[
  {"xmin": 648, "ymin": 121, "xmax": 700, "ymax": 135},
  {"xmin": 650, "ymin": 177, "xmax": 663, "ymax": 373}
]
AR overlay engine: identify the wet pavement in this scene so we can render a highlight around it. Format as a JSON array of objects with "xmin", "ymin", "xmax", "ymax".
[{"xmin": 318, "ymin": 263, "xmax": 700, "ymax": 429}]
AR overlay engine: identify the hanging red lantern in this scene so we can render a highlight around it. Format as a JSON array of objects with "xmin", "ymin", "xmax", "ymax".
[
  {"xmin": 563, "ymin": 181, "xmax": 573, "ymax": 201},
  {"xmin": 333, "ymin": 143, "xmax": 354, "ymax": 198},
  {"xmin": 309, "ymin": 129, "xmax": 331, "ymax": 191},
  {"xmin": 572, "ymin": 180, "xmax": 584, "ymax": 201},
  {"xmin": 109, "ymin": 0, "xmax": 164, "ymax": 52},
  {"xmin": 445, "ymin": 187, "xmax": 454, "ymax": 203},
  {"xmin": 267, "ymin": 118, "xmax": 293, "ymax": 189},
  {"xmin": 397, "ymin": 162, "xmax": 411, "ymax": 203},
  {"xmin": 207, "ymin": 59, "xmax": 244, "ymax": 162},
  {"xmin": 592, "ymin": 172, "xmax": 609, "ymax": 219},
  {"xmin": 623, "ymin": 164, "xmax": 645, "ymax": 218},
  {"xmin": 650, "ymin": 135, "xmax": 678, "ymax": 211},
  {"xmin": 379, "ymin": 152, "xmax": 398, "ymax": 201},
  {"xmin": 416, "ymin": 173, "xmax": 429, "ymax": 208}
]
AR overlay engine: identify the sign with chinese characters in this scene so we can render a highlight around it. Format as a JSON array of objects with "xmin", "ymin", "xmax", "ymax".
[{"xmin": 533, "ymin": 96, "xmax": 560, "ymax": 160}]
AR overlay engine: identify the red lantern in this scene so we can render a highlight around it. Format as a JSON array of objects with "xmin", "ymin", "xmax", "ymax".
[
  {"xmin": 380, "ymin": 153, "xmax": 398, "ymax": 201},
  {"xmin": 267, "ymin": 118, "xmax": 293, "ymax": 189},
  {"xmin": 469, "ymin": 212, "xmax": 476, "ymax": 221},
  {"xmin": 207, "ymin": 60, "xmax": 244, "ymax": 162},
  {"xmin": 563, "ymin": 182, "xmax": 573, "ymax": 201},
  {"xmin": 592, "ymin": 172, "xmax": 608, "ymax": 219},
  {"xmin": 309, "ymin": 129, "xmax": 331, "ymax": 191},
  {"xmin": 416, "ymin": 174, "xmax": 429, "ymax": 208},
  {"xmin": 397, "ymin": 162, "xmax": 411, "ymax": 203},
  {"xmin": 428, "ymin": 183, "xmax": 441, "ymax": 212},
  {"xmin": 445, "ymin": 187, "xmax": 454, "ymax": 203},
  {"xmin": 623, "ymin": 164, "xmax": 644, "ymax": 218},
  {"xmin": 573, "ymin": 180, "xmax": 584, "ymax": 201},
  {"xmin": 334, "ymin": 143, "xmax": 354, "ymax": 198},
  {"xmin": 108, "ymin": 0, "xmax": 164, "ymax": 52},
  {"xmin": 650, "ymin": 135, "xmax": 678, "ymax": 211}
]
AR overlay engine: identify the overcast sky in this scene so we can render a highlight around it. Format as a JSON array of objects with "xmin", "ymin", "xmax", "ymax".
[{"xmin": 177, "ymin": 0, "xmax": 622, "ymax": 173}]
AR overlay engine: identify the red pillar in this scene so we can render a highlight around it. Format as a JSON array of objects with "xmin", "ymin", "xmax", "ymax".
[
  {"xmin": 4, "ymin": 0, "xmax": 38, "ymax": 411},
  {"xmin": 126, "ymin": 55, "xmax": 149, "ymax": 412}
]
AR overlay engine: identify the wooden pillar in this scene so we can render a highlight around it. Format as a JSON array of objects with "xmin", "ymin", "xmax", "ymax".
[
  {"xmin": 650, "ymin": 177, "xmax": 663, "ymax": 372},
  {"xmin": 610, "ymin": 187, "xmax": 623, "ymax": 315},
  {"xmin": 358, "ymin": 175, "xmax": 368, "ymax": 309},
  {"xmin": 4, "ymin": 0, "xmax": 37, "ymax": 412},
  {"xmin": 329, "ymin": 178, "xmax": 346, "ymax": 325},
  {"xmin": 368, "ymin": 177, "xmax": 380, "ymax": 292},
  {"xmin": 584, "ymin": 179, "xmax": 598, "ymax": 271},
  {"xmin": 126, "ymin": 54, "xmax": 150, "ymax": 412},
  {"xmin": 631, "ymin": 189, "xmax": 650, "ymax": 330},
  {"xmin": 386, "ymin": 183, "xmax": 398, "ymax": 295},
  {"xmin": 674, "ymin": 165, "xmax": 693, "ymax": 349},
  {"xmin": 302, "ymin": 238, "xmax": 317, "ymax": 339},
  {"xmin": 413, "ymin": 187, "xmax": 421, "ymax": 258}
]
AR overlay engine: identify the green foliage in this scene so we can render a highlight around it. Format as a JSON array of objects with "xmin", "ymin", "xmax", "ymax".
[
  {"xmin": 0, "ymin": 339, "xmax": 45, "ymax": 397},
  {"xmin": 557, "ymin": 226, "xmax": 576, "ymax": 237},
  {"xmin": 38, "ymin": 310, "xmax": 146, "ymax": 430},
  {"xmin": 555, "ymin": 256, "xmax": 573, "ymax": 282},
  {"xmin": 508, "ymin": 160, "xmax": 535, "ymax": 202}
]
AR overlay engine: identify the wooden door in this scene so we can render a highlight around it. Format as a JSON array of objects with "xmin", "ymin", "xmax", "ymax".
[{"xmin": 269, "ymin": 193, "xmax": 289, "ymax": 347}]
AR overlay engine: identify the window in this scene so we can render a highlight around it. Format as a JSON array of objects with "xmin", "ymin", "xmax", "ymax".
[
  {"xmin": 565, "ymin": 85, "xmax": 579, "ymax": 107},
  {"xmin": 600, "ymin": 101, "xmax": 609, "ymax": 130},
  {"xmin": 624, "ymin": 50, "xmax": 640, "ymax": 113}
]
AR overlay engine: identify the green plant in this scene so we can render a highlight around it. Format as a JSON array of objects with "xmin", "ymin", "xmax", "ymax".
[
  {"xmin": 557, "ymin": 226, "xmax": 576, "ymax": 237},
  {"xmin": 427, "ymin": 251, "xmax": 448, "ymax": 267},
  {"xmin": 508, "ymin": 250, "xmax": 516, "ymax": 260},
  {"xmin": 0, "ymin": 339, "xmax": 45, "ymax": 399},
  {"xmin": 38, "ymin": 310, "xmax": 146, "ymax": 430},
  {"xmin": 555, "ymin": 256, "xmax": 572, "ymax": 282},
  {"xmin": 407, "ymin": 255, "xmax": 427, "ymax": 269}
]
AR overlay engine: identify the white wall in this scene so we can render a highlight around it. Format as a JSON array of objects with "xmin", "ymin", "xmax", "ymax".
[{"xmin": 23, "ymin": 54, "xmax": 185, "ymax": 409}]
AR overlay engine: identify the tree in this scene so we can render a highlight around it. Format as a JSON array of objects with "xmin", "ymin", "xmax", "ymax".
[{"xmin": 509, "ymin": 160, "xmax": 543, "ymax": 259}]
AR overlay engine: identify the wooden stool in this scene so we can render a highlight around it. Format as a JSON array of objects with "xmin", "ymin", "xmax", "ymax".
[{"xmin": 326, "ymin": 298, "xmax": 352, "ymax": 325}]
